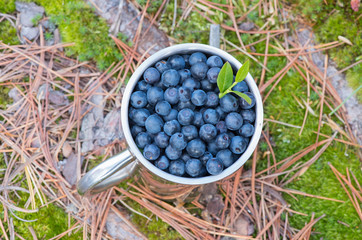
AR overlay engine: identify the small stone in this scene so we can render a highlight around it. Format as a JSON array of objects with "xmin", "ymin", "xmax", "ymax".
[
  {"xmin": 20, "ymin": 11, "xmax": 42, "ymax": 27},
  {"xmin": 232, "ymin": 215, "xmax": 254, "ymax": 237},
  {"xmin": 62, "ymin": 141, "xmax": 73, "ymax": 158},
  {"xmin": 8, "ymin": 88, "xmax": 22, "ymax": 101},
  {"xmin": 15, "ymin": 2, "xmax": 44, "ymax": 14},
  {"xmin": 106, "ymin": 210, "xmax": 146, "ymax": 240},
  {"xmin": 41, "ymin": 20, "xmax": 56, "ymax": 32},
  {"xmin": 239, "ymin": 21, "xmax": 255, "ymax": 31},
  {"xmin": 206, "ymin": 194, "xmax": 224, "ymax": 217},
  {"xmin": 49, "ymin": 90, "xmax": 69, "ymax": 106},
  {"xmin": 20, "ymin": 26, "xmax": 39, "ymax": 41},
  {"xmin": 81, "ymin": 113, "xmax": 96, "ymax": 153},
  {"xmin": 37, "ymin": 84, "xmax": 49, "ymax": 101},
  {"xmin": 62, "ymin": 152, "xmax": 83, "ymax": 186}
]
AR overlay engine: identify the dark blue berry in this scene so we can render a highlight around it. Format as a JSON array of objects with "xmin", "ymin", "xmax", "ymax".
[
  {"xmin": 203, "ymin": 109, "xmax": 220, "ymax": 125},
  {"xmin": 206, "ymin": 55, "xmax": 223, "ymax": 68},
  {"xmin": 189, "ymin": 52, "xmax": 207, "ymax": 65},
  {"xmin": 169, "ymin": 160, "xmax": 185, "ymax": 176},
  {"xmin": 198, "ymin": 166, "xmax": 207, "ymax": 177},
  {"xmin": 239, "ymin": 123, "xmax": 255, "ymax": 137},
  {"xmin": 147, "ymin": 87, "xmax": 164, "ymax": 105},
  {"xmin": 170, "ymin": 133, "xmax": 187, "ymax": 150},
  {"xmin": 135, "ymin": 132, "xmax": 152, "ymax": 148},
  {"xmin": 162, "ymin": 69, "xmax": 180, "ymax": 87},
  {"xmin": 131, "ymin": 125, "xmax": 144, "ymax": 137},
  {"xmin": 215, "ymin": 133, "xmax": 231, "ymax": 149},
  {"xmin": 154, "ymin": 132, "xmax": 169, "ymax": 148},
  {"xmin": 164, "ymin": 120, "xmax": 181, "ymax": 136},
  {"xmin": 181, "ymin": 125, "xmax": 198, "ymax": 141},
  {"xmin": 163, "ymin": 109, "xmax": 178, "ymax": 121},
  {"xmin": 206, "ymin": 67, "xmax": 220, "ymax": 83},
  {"xmin": 178, "ymin": 108, "xmax": 195, "ymax": 125},
  {"xmin": 132, "ymin": 108, "xmax": 150, "ymax": 127},
  {"xmin": 201, "ymin": 79, "xmax": 214, "ymax": 91},
  {"xmin": 165, "ymin": 146, "xmax": 182, "ymax": 160},
  {"xmin": 168, "ymin": 55, "xmax": 185, "ymax": 70},
  {"xmin": 185, "ymin": 159, "xmax": 203, "ymax": 177},
  {"xmin": 206, "ymin": 158, "xmax": 223, "ymax": 175},
  {"xmin": 215, "ymin": 106, "xmax": 226, "ymax": 119},
  {"xmin": 178, "ymin": 69, "xmax": 191, "ymax": 81},
  {"xmin": 207, "ymin": 141, "xmax": 220, "ymax": 155},
  {"xmin": 155, "ymin": 101, "xmax": 171, "ymax": 116},
  {"xmin": 191, "ymin": 90, "xmax": 207, "ymax": 106},
  {"xmin": 239, "ymin": 92, "xmax": 256, "ymax": 109},
  {"xmin": 230, "ymin": 136, "xmax": 248, "ymax": 154},
  {"xmin": 225, "ymin": 112, "xmax": 243, "ymax": 130},
  {"xmin": 186, "ymin": 139, "xmax": 206, "ymax": 158},
  {"xmin": 155, "ymin": 156, "xmax": 170, "ymax": 170},
  {"xmin": 143, "ymin": 67, "xmax": 160, "ymax": 84},
  {"xmin": 181, "ymin": 153, "xmax": 191, "ymax": 162},
  {"xmin": 145, "ymin": 114, "xmax": 164, "ymax": 134},
  {"xmin": 205, "ymin": 92, "xmax": 219, "ymax": 107},
  {"xmin": 183, "ymin": 54, "xmax": 190, "ymax": 68},
  {"xmin": 220, "ymin": 94, "xmax": 239, "ymax": 112},
  {"xmin": 136, "ymin": 80, "xmax": 151, "ymax": 92},
  {"xmin": 216, "ymin": 149, "xmax": 234, "ymax": 167},
  {"xmin": 199, "ymin": 124, "xmax": 217, "ymax": 142},
  {"xmin": 200, "ymin": 152, "xmax": 213, "ymax": 165},
  {"xmin": 164, "ymin": 87, "xmax": 179, "ymax": 105},
  {"xmin": 182, "ymin": 78, "xmax": 200, "ymax": 91},
  {"xmin": 240, "ymin": 110, "xmax": 256, "ymax": 123},
  {"xmin": 232, "ymin": 81, "xmax": 249, "ymax": 92},
  {"xmin": 178, "ymin": 87, "xmax": 192, "ymax": 102},
  {"xmin": 155, "ymin": 60, "xmax": 171, "ymax": 73},
  {"xmin": 193, "ymin": 111, "xmax": 204, "ymax": 127},
  {"xmin": 216, "ymin": 121, "xmax": 227, "ymax": 134},
  {"xmin": 143, "ymin": 144, "xmax": 160, "ymax": 160},
  {"xmin": 177, "ymin": 101, "xmax": 196, "ymax": 111},
  {"xmin": 191, "ymin": 62, "xmax": 208, "ymax": 79}
]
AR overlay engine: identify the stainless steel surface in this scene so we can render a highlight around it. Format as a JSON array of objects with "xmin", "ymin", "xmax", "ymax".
[
  {"xmin": 209, "ymin": 24, "xmax": 220, "ymax": 48},
  {"xmin": 77, "ymin": 149, "xmax": 136, "ymax": 195},
  {"xmin": 121, "ymin": 43, "xmax": 264, "ymax": 185}
]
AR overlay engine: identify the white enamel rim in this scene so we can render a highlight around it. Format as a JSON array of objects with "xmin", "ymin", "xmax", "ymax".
[{"xmin": 121, "ymin": 43, "xmax": 263, "ymax": 185}]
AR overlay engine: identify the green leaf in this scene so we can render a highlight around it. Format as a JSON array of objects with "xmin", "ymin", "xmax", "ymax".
[
  {"xmin": 235, "ymin": 60, "xmax": 250, "ymax": 83},
  {"xmin": 217, "ymin": 62, "xmax": 234, "ymax": 93},
  {"xmin": 231, "ymin": 90, "xmax": 252, "ymax": 104},
  {"xmin": 219, "ymin": 91, "xmax": 228, "ymax": 99}
]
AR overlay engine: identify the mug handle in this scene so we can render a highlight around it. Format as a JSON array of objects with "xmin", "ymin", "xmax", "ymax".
[{"xmin": 77, "ymin": 148, "xmax": 137, "ymax": 195}]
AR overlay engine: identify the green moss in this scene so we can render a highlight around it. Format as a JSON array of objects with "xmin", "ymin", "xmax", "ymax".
[
  {"xmin": 0, "ymin": 0, "xmax": 15, "ymax": 13},
  {"xmin": 0, "ymin": 20, "xmax": 19, "ymax": 45},
  {"xmin": 346, "ymin": 65, "xmax": 362, "ymax": 102}
]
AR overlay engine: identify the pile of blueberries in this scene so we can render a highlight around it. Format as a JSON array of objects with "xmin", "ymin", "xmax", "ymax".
[{"xmin": 129, "ymin": 52, "xmax": 256, "ymax": 178}]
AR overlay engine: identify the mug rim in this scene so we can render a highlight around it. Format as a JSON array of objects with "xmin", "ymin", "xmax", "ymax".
[{"xmin": 121, "ymin": 43, "xmax": 263, "ymax": 185}]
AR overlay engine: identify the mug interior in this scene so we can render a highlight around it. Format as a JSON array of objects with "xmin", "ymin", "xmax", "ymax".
[{"xmin": 121, "ymin": 43, "xmax": 263, "ymax": 185}]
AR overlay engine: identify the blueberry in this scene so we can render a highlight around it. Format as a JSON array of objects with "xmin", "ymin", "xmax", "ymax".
[
  {"xmin": 169, "ymin": 160, "xmax": 185, "ymax": 176},
  {"xmin": 165, "ymin": 146, "xmax": 182, "ymax": 160},
  {"xmin": 225, "ymin": 112, "xmax": 243, "ymax": 130},
  {"xmin": 215, "ymin": 106, "xmax": 226, "ymax": 119},
  {"xmin": 155, "ymin": 60, "xmax": 171, "ymax": 73},
  {"xmin": 163, "ymin": 109, "xmax": 178, "ymax": 121},
  {"xmin": 145, "ymin": 104, "xmax": 155, "ymax": 114},
  {"xmin": 186, "ymin": 139, "xmax": 206, "ymax": 158},
  {"xmin": 183, "ymin": 54, "xmax": 191, "ymax": 68},
  {"xmin": 164, "ymin": 87, "xmax": 179, "ymax": 105},
  {"xmin": 155, "ymin": 101, "xmax": 171, "ymax": 116},
  {"xmin": 178, "ymin": 108, "xmax": 195, "ymax": 125},
  {"xmin": 182, "ymin": 78, "xmax": 200, "ymax": 91},
  {"xmin": 185, "ymin": 159, "xmax": 203, "ymax": 177},
  {"xmin": 178, "ymin": 69, "xmax": 191, "ymax": 81},
  {"xmin": 191, "ymin": 90, "xmax": 207, "ymax": 106},
  {"xmin": 240, "ymin": 110, "xmax": 256, "ymax": 123},
  {"xmin": 200, "ymin": 152, "xmax": 213, "ymax": 165},
  {"xmin": 178, "ymin": 87, "xmax": 192, "ymax": 102},
  {"xmin": 132, "ymin": 108, "xmax": 150, "ymax": 127},
  {"xmin": 216, "ymin": 149, "xmax": 234, "ymax": 167},
  {"xmin": 215, "ymin": 133, "xmax": 231, "ymax": 149},
  {"xmin": 191, "ymin": 62, "xmax": 208, "ymax": 79},
  {"xmin": 220, "ymin": 94, "xmax": 239, "ymax": 112},
  {"xmin": 207, "ymin": 141, "xmax": 220, "ymax": 155},
  {"xmin": 167, "ymin": 55, "xmax": 185, "ymax": 70},
  {"xmin": 189, "ymin": 52, "xmax": 207, "ymax": 65},
  {"xmin": 135, "ymin": 132, "xmax": 152, "ymax": 148},
  {"xmin": 181, "ymin": 153, "xmax": 191, "ymax": 162},
  {"xmin": 239, "ymin": 92, "xmax": 256, "ymax": 109},
  {"xmin": 143, "ymin": 67, "xmax": 161, "ymax": 84},
  {"xmin": 162, "ymin": 69, "xmax": 180, "ymax": 87},
  {"xmin": 198, "ymin": 166, "xmax": 208, "ymax": 177},
  {"xmin": 170, "ymin": 133, "xmax": 187, "ymax": 150},
  {"xmin": 154, "ymin": 132, "xmax": 169, "ymax": 148},
  {"xmin": 206, "ymin": 67, "xmax": 220, "ymax": 83},
  {"xmin": 143, "ymin": 144, "xmax": 160, "ymax": 160},
  {"xmin": 206, "ymin": 55, "xmax": 223, "ymax": 68},
  {"xmin": 201, "ymin": 79, "xmax": 214, "ymax": 91},
  {"xmin": 199, "ymin": 124, "xmax": 217, "ymax": 142},
  {"xmin": 206, "ymin": 158, "xmax": 223, "ymax": 175},
  {"xmin": 216, "ymin": 121, "xmax": 227, "ymax": 134},
  {"xmin": 155, "ymin": 156, "xmax": 170, "ymax": 170},
  {"xmin": 164, "ymin": 120, "xmax": 181, "ymax": 136},
  {"xmin": 181, "ymin": 125, "xmax": 198, "ymax": 141},
  {"xmin": 136, "ymin": 80, "xmax": 151, "ymax": 92},
  {"xmin": 239, "ymin": 123, "xmax": 255, "ymax": 137},
  {"xmin": 205, "ymin": 92, "xmax": 219, "ymax": 107},
  {"xmin": 145, "ymin": 114, "xmax": 164, "ymax": 134},
  {"xmin": 131, "ymin": 125, "xmax": 144, "ymax": 137},
  {"xmin": 193, "ymin": 111, "xmax": 204, "ymax": 127},
  {"xmin": 203, "ymin": 109, "xmax": 220, "ymax": 125},
  {"xmin": 232, "ymin": 81, "xmax": 249, "ymax": 92},
  {"xmin": 147, "ymin": 87, "xmax": 164, "ymax": 105},
  {"xmin": 230, "ymin": 136, "xmax": 248, "ymax": 154},
  {"xmin": 177, "ymin": 100, "xmax": 196, "ymax": 111}
]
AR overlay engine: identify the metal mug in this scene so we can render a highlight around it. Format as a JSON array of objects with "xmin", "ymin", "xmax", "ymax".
[{"xmin": 77, "ymin": 43, "xmax": 263, "ymax": 195}]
